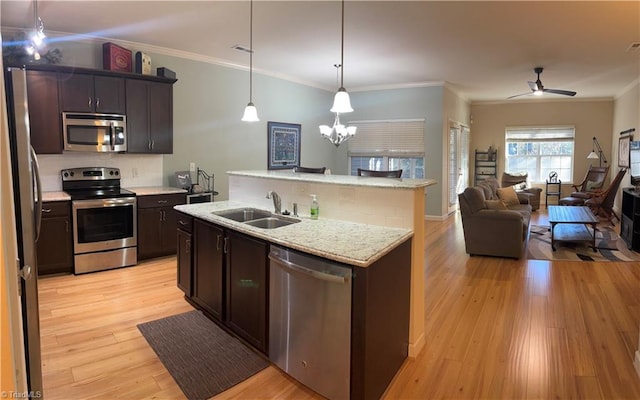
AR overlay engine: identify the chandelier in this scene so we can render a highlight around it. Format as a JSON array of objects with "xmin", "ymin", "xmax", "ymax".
[{"xmin": 320, "ymin": 112, "xmax": 356, "ymax": 147}]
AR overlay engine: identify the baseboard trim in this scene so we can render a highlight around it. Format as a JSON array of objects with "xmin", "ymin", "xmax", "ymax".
[
  {"xmin": 425, "ymin": 214, "xmax": 449, "ymax": 221},
  {"xmin": 635, "ymin": 350, "xmax": 640, "ymax": 379},
  {"xmin": 408, "ymin": 332, "xmax": 425, "ymax": 358}
]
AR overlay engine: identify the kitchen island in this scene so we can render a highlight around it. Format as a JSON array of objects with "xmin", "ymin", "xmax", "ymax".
[
  {"xmin": 175, "ymin": 200, "xmax": 413, "ymax": 399},
  {"xmin": 227, "ymin": 170, "xmax": 436, "ymax": 357}
]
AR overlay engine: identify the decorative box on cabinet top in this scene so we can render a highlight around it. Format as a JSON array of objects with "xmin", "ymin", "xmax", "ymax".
[{"xmin": 103, "ymin": 42, "xmax": 132, "ymax": 72}]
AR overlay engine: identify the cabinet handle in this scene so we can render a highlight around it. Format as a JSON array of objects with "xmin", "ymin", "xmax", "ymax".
[
  {"xmin": 151, "ymin": 140, "xmax": 155, "ymax": 150},
  {"xmin": 216, "ymin": 234, "xmax": 222, "ymax": 251},
  {"xmin": 185, "ymin": 239, "xmax": 191, "ymax": 255},
  {"xmin": 157, "ymin": 200, "xmax": 168, "ymax": 204},
  {"xmin": 163, "ymin": 210, "xmax": 166, "ymax": 221},
  {"xmin": 223, "ymin": 237, "xmax": 229, "ymax": 254},
  {"xmin": 88, "ymin": 97, "xmax": 92, "ymax": 109},
  {"xmin": 148, "ymin": 139, "xmax": 152, "ymax": 150},
  {"xmin": 178, "ymin": 220, "xmax": 187, "ymax": 226},
  {"xmin": 65, "ymin": 220, "xmax": 69, "ymax": 233},
  {"xmin": 42, "ymin": 208, "xmax": 52, "ymax": 213},
  {"xmin": 95, "ymin": 97, "xmax": 100, "ymax": 109}
]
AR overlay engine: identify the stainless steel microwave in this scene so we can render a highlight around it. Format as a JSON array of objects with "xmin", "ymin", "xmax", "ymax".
[{"xmin": 62, "ymin": 112, "xmax": 127, "ymax": 152}]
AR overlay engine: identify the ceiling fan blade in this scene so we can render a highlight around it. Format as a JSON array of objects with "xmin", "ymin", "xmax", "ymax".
[
  {"xmin": 527, "ymin": 81, "xmax": 539, "ymax": 91},
  {"xmin": 506, "ymin": 92, "xmax": 532, "ymax": 99},
  {"xmin": 543, "ymin": 88, "xmax": 577, "ymax": 96}
]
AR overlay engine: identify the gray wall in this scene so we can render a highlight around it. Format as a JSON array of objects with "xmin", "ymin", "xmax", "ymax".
[
  {"xmin": 348, "ymin": 86, "xmax": 444, "ymax": 216},
  {"xmin": 3, "ymin": 30, "xmax": 450, "ymax": 215},
  {"xmin": 150, "ymin": 52, "xmax": 338, "ymax": 200}
]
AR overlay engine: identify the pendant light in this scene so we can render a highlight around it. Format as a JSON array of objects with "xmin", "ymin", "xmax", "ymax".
[
  {"xmin": 241, "ymin": 0, "xmax": 259, "ymax": 122},
  {"xmin": 330, "ymin": 0, "xmax": 353, "ymax": 113},
  {"xmin": 320, "ymin": 65, "xmax": 357, "ymax": 146},
  {"xmin": 25, "ymin": 0, "xmax": 46, "ymax": 60}
]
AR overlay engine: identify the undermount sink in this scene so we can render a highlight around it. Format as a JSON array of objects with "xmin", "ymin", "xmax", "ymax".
[
  {"xmin": 244, "ymin": 217, "xmax": 300, "ymax": 229},
  {"xmin": 213, "ymin": 208, "xmax": 300, "ymax": 229},
  {"xmin": 213, "ymin": 208, "xmax": 272, "ymax": 222}
]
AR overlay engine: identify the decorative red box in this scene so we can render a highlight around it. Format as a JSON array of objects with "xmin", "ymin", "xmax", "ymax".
[{"xmin": 102, "ymin": 42, "xmax": 132, "ymax": 72}]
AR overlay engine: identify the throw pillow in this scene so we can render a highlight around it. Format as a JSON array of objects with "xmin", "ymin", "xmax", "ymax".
[
  {"xmin": 496, "ymin": 186, "xmax": 520, "ymax": 206},
  {"xmin": 485, "ymin": 199, "xmax": 508, "ymax": 210}
]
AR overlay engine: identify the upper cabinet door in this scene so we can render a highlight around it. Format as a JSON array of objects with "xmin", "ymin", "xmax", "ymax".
[
  {"xmin": 94, "ymin": 76, "xmax": 125, "ymax": 114},
  {"xmin": 59, "ymin": 74, "xmax": 125, "ymax": 114},
  {"xmin": 125, "ymin": 79, "xmax": 174, "ymax": 154},
  {"xmin": 148, "ymin": 82, "xmax": 173, "ymax": 154},
  {"xmin": 26, "ymin": 70, "xmax": 62, "ymax": 154},
  {"xmin": 59, "ymin": 74, "xmax": 94, "ymax": 112},
  {"xmin": 125, "ymin": 79, "xmax": 151, "ymax": 153}
]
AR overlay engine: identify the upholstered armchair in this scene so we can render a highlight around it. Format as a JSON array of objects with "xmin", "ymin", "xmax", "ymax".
[{"xmin": 501, "ymin": 172, "xmax": 542, "ymax": 211}]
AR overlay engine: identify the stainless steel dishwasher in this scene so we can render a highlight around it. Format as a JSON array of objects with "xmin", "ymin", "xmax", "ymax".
[{"xmin": 269, "ymin": 245, "xmax": 352, "ymax": 400}]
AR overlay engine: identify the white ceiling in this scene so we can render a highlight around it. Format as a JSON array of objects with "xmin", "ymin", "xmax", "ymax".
[{"xmin": 2, "ymin": 1, "xmax": 639, "ymax": 102}]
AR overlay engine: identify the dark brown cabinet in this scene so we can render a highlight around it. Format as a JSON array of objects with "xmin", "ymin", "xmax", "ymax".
[
  {"xmin": 225, "ymin": 230, "xmax": 268, "ymax": 353},
  {"xmin": 193, "ymin": 219, "xmax": 225, "ymax": 320},
  {"xmin": 59, "ymin": 73, "xmax": 125, "ymax": 114},
  {"xmin": 26, "ymin": 70, "xmax": 62, "ymax": 154},
  {"xmin": 37, "ymin": 201, "xmax": 73, "ymax": 276},
  {"xmin": 137, "ymin": 193, "xmax": 185, "ymax": 260},
  {"xmin": 176, "ymin": 212, "xmax": 193, "ymax": 296},
  {"xmin": 125, "ymin": 79, "xmax": 173, "ymax": 153}
]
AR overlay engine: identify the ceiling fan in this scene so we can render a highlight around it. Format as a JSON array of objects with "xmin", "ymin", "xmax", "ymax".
[{"xmin": 507, "ymin": 67, "xmax": 577, "ymax": 99}]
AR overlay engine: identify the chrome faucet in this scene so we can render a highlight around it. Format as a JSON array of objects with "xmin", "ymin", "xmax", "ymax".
[{"xmin": 266, "ymin": 191, "xmax": 282, "ymax": 214}]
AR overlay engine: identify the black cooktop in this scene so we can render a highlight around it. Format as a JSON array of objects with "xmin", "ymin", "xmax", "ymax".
[
  {"xmin": 65, "ymin": 188, "xmax": 136, "ymax": 201},
  {"xmin": 61, "ymin": 167, "xmax": 136, "ymax": 200}
]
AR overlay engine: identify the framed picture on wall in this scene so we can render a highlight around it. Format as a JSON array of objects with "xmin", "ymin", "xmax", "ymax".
[
  {"xmin": 267, "ymin": 121, "xmax": 301, "ymax": 170},
  {"xmin": 619, "ymin": 135, "xmax": 631, "ymax": 168}
]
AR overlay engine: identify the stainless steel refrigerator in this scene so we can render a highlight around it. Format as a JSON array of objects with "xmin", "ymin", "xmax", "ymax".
[{"xmin": 5, "ymin": 66, "xmax": 44, "ymax": 395}]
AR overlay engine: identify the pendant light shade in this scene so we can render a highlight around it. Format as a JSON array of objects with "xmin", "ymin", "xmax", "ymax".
[
  {"xmin": 242, "ymin": 102, "xmax": 259, "ymax": 122},
  {"xmin": 241, "ymin": 0, "xmax": 259, "ymax": 122},
  {"xmin": 330, "ymin": 88, "xmax": 353, "ymax": 113}
]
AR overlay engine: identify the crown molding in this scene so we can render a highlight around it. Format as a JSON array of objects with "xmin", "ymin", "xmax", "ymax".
[
  {"xmin": 351, "ymin": 80, "xmax": 445, "ymax": 93},
  {"xmin": 471, "ymin": 96, "xmax": 614, "ymax": 106},
  {"xmin": 1, "ymin": 26, "xmax": 333, "ymax": 92}
]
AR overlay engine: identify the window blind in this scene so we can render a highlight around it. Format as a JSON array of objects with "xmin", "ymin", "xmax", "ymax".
[
  {"xmin": 347, "ymin": 119, "xmax": 425, "ymax": 156},
  {"xmin": 506, "ymin": 126, "xmax": 575, "ymax": 141}
]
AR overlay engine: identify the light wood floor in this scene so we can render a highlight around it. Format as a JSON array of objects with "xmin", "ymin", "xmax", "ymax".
[{"xmin": 38, "ymin": 211, "xmax": 640, "ymax": 399}]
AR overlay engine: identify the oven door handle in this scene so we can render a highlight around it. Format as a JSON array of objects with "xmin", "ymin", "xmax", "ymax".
[{"xmin": 73, "ymin": 197, "xmax": 136, "ymax": 209}]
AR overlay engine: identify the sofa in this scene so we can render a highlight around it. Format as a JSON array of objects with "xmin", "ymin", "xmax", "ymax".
[
  {"xmin": 501, "ymin": 172, "xmax": 542, "ymax": 211},
  {"xmin": 458, "ymin": 178, "xmax": 532, "ymax": 259}
]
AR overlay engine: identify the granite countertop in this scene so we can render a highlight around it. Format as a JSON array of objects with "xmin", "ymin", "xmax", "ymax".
[
  {"xmin": 42, "ymin": 191, "xmax": 71, "ymax": 202},
  {"xmin": 127, "ymin": 186, "xmax": 188, "ymax": 196},
  {"xmin": 175, "ymin": 201, "xmax": 413, "ymax": 268},
  {"xmin": 227, "ymin": 170, "xmax": 437, "ymax": 189}
]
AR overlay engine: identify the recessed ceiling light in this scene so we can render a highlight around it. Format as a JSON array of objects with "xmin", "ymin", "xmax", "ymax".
[{"xmin": 626, "ymin": 42, "xmax": 640, "ymax": 52}]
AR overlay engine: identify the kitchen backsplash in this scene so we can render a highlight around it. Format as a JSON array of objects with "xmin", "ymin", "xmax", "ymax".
[{"xmin": 38, "ymin": 153, "xmax": 164, "ymax": 191}]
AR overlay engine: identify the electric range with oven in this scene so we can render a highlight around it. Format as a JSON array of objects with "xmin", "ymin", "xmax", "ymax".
[{"xmin": 62, "ymin": 167, "xmax": 137, "ymax": 274}]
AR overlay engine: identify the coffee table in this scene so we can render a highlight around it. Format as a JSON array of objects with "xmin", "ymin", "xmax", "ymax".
[{"xmin": 547, "ymin": 206, "xmax": 599, "ymax": 251}]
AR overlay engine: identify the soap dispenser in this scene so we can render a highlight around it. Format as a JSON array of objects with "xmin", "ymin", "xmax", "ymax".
[{"xmin": 310, "ymin": 194, "xmax": 319, "ymax": 220}]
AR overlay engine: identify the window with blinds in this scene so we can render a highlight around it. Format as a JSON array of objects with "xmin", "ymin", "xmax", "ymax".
[
  {"xmin": 347, "ymin": 119, "xmax": 425, "ymax": 178},
  {"xmin": 505, "ymin": 126, "xmax": 575, "ymax": 183}
]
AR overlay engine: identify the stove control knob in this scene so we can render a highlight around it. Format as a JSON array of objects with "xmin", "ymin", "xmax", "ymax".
[
  {"xmin": 70, "ymin": 171, "xmax": 74, "ymax": 177},
  {"xmin": 63, "ymin": 172, "xmax": 68, "ymax": 178},
  {"xmin": 115, "ymin": 170, "xmax": 119, "ymax": 176},
  {"xmin": 109, "ymin": 170, "xmax": 114, "ymax": 175}
]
